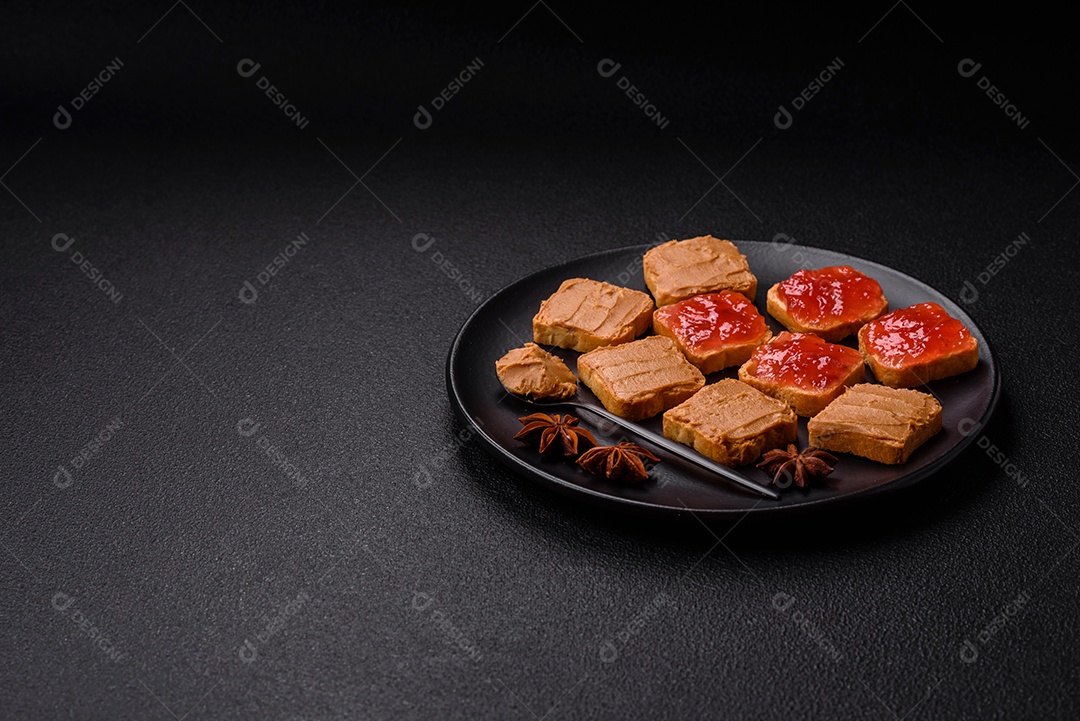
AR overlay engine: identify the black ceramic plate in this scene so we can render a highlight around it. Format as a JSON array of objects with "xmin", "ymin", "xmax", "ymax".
[{"xmin": 446, "ymin": 242, "xmax": 1000, "ymax": 518}]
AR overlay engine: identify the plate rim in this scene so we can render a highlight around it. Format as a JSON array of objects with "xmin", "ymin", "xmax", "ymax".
[{"xmin": 446, "ymin": 241, "xmax": 1002, "ymax": 518}]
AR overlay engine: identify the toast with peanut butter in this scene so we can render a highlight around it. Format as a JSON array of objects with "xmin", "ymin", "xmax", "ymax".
[
  {"xmin": 663, "ymin": 379, "xmax": 797, "ymax": 467},
  {"xmin": 577, "ymin": 335, "xmax": 705, "ymax": 421},
  {"xmin": 643, "ymin": 236, "xmax": 757, "ymax": 306},
  {"xmin": 807, "ymin": 384, "xmax": 942, "ymax": 464},
  {"xmin": 533, "ymin": 278, "xmax": 654, "ymax": 353}
]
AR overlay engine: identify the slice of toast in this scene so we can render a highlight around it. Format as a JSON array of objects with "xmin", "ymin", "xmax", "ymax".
[
  {"xmin": 766, "ymin": 265, "xmax": 888, "ymax": 342},
  {"xmin": 532, "ymin": 278, "xmax": 654, "ymax": 353},
  {"xmin": 643, "ymin": 236, "xmax": 757, "ymax": 307},
  {"xmin": 858, "ymin": 302, "xmax": 979, "ymax": 388},
  {"xmin": 737, "ymin": 332, "xmax": 865, "ymax": 416},
  {"xmin": 577, "ymin": 336, "xmax": 705, "ymax": 421},
  {"xmin": 662, "ymin": 379, "xmax": 797, "ymax": 466},
  {"xmin": 807, "ymin": 384, "xmax": 942, "ymax": 464},
  {"xmin": 652, "ymin": 291, "xmax": 772, "ymax": 374}
]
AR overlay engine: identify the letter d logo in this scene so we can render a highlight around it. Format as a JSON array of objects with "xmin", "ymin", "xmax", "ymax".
[
  {"xmin": 51, "ymin": 233, "xmax": 75, "ymax": 253},
  {"xmin": 411, "ymin": 233, "xmax": 435, "ymax": 252},
  {"xmin": 53, "ymin": 465, "xmax": 73, "ymax": 489},
  {"xmin": 772, "ymin": 592, "xmax": 795, "ymax": 612},
  {"xmin": 959, "ymin": 280, "xmax": 979, "ymax": 305},
  {"xmin": 52, "ymin": 591, "xmax": 75, "ymax": 611},
  {"xmin": 237, "ymin": 58, "xmax": 261, "ymax": 78},
  {"xmin": 598, "ymin": 640, "xmax": 618, "ymax": 663},
  {"xmin": 597, "ymin": 58, "xmax": 621, "ymax": 78},
  {"xmin": 959, "ymin": 639, "xmax": 978, "ymax": 663},
  {"xmin": 238, "ymin": 280, "xmax": 258, "ymax": 305},
  {"xmin": 414, "ymin": 105, "xmax": 433, "ymax": 130},
  {"xmin": 771, "ymin": 232, "xmax": 796, "ymax": 252},
  {"xmin": 53, "ymin": 105, "xmax": 72, "ymax": 130},
  {"xmin": 236, "ymin": 418, "xmax": 261, "ymax": 437},
  {"xmin": 957, "ymin": 417, "xmax": 982, "ymax": 438},
  {"xmin": 774, "ymin": 104, "xmax": 793, "ymax": 130},
  {"xmin": 957, "ymin": 58, "xmax": 981, "ymax": 78},
  {"xmin": 238, "ymin": 639, "xmax": 258, "ymax": 664},
  {"xmin": 413, "ymin": 465, "xmax": 433, "ymax": 490}
]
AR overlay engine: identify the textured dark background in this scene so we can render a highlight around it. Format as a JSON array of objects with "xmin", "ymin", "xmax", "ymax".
[{"xmin": 3, "ymin": 3, "xmax": 1078, "ymax": 719}]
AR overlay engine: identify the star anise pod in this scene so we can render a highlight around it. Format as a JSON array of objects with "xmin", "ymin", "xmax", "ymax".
[
  {"xmin": 576, "ymin": 442, "xmax": 661, "ymax": 483},
  {"xmin": 514, "ymin": 413, "xmax": 597, "ymax": 457},
  {"xmin": 756, "ymin": 444, "xmax": 838, "ymax": 488}
]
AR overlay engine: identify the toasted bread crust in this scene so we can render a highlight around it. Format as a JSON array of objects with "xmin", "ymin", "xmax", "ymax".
[{"xmin": 766, "ymin": 283, "xmax": 886, "ymax": 342}]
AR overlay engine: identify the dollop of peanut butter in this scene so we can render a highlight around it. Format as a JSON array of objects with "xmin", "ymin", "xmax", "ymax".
[{"xmin": 495, "ymin": 343, "xmax": 578, "ymax": 400}]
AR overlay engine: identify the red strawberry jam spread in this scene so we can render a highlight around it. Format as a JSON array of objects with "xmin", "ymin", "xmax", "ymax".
[
  {"xmin": 776, "ymin": 265, "xmax": 885, "ymax": 327},
  {"xmin": 653, "ymin": 291, "xmax": 767, "ymax": 354},
  {"xmin": 744, "ymin": 332, "xmax": 863, "ymax": 391},
  {"xmin": 860, "ymin": 302, "xmax": 976, "ymax": 367}
]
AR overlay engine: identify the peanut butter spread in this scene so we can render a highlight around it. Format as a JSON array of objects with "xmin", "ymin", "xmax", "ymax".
[
  {"xmin": 664, "ymin": 379, "xmax": 795, "ymax": 443},
  {"xmin": 533, "ymin": 278, "xmax": 653, "ymax": 349},
  {"xmin": 644, "ymin": 236, "xmax": 757, "ymax": 306},
  {"xmin": 495, "ymin": 343, "xmax": 578, "ymax": 400},
  {"xmin": 808, "ymin": 384, "xmax": 940, "ymax": 443},
  {"xmin": 578, "ymin": 336, "xmax": 704, "ymax": 403}
]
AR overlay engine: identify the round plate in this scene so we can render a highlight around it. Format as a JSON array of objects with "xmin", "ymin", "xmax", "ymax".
[{"xmin": 446, "ymin": 242, "xmax": 1000, "ymax": 518}]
